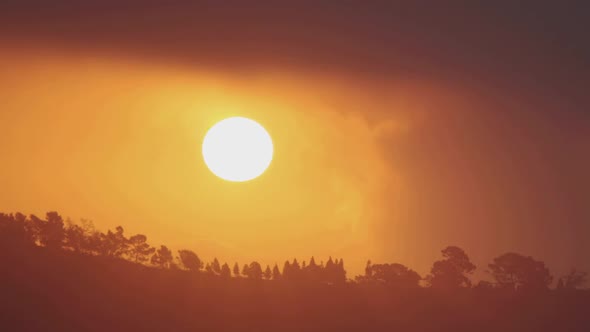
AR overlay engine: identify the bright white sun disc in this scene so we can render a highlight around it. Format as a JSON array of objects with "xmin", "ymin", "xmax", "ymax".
[{"xmin": 202, "ymin": 117, "xmax": 273, "ymax": 182}]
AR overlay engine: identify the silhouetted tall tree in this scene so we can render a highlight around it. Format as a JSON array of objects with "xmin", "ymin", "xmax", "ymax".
[
  {"xmin": 244, "ymin": 262, "xmax": 263, "ymax": 279},
  {"xmin": 98, "ymin": 226, "xmax": 129, "ymax": 258},
  {"xmin": 63, "ymin": 219, "xmax": 92, "ymax": 253},
  {"xmin": 151, "ymin": 245, "xmax": 174, "ymax": 269},
  {"xmin": 264, "ymin": 265, "xmax": 272, "ymax": 280},
  {"xmin": 323, "ymin": 257, "xmax": 346, "ymax": 284},
  {"xmin": 220, "ymin": 263, "xmax": 231, "ymax": 279},
  {"xmin": 178, "ymin": 249, "xmax": 203, "ymax": 272},
  {"xmin": 30, "ymin": 212, "xmax": 65, "ymax": 249},
  {"xmin": 365, "ymin": 260, "xmax": 372, "ymax": 277},
  {"xmin": 282, "ymin": 260, "xmax": 292, "ymax": 280},
  {"xmin": 426, "ymin": 246, "xmax": 476, "ymax": 289},
  {"xmin": 308, "ymin": 257, "xmax": 319, "ymax": 273},
  {"xmin": 488, "ymin": 253, "xmax": 552, "ymax": 291},
  {"xmin": 212, "ymin": 258, "xmax": 221, "ymax": 275},
  {"xmin": 28, "ymin": 214, "xmax": 43, "ymax": 244},
  {"xmin": 272, "ymin": 264, "xmax": 281, "ymax": 280},
  {"xmin": 0, "ymin": 213, "xmax": 34, "ymax": 247},
  {"xmin": 290, "ymin": 258, "xmax": 301, "ymax": 280},
  {"xmin": 325, "ymin": 257, "xmax": 335, "ymax": 271},
  {"xmin": 128, "ymin": 234, "xmax": 155, "ymax": 264},
  {"xmin": 44, "ymin": 212, "xmax": 66, "ymax": 249},
  {"xmin": 233, "ymin": 262, "xmax": 240, "ymax": 277},
  {"xmin": 15, "ymin": 213, "xmax": 35, "ymax": 244},
  {"xmin": 336, "ymin": 259, "xmax": 346, "ymax": 283},
  {"xmin": 304, "ymin": 256, "xmax": 321, "ymax": 282}
]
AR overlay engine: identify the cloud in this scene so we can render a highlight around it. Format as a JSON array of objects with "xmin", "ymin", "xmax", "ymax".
[{"xmin": 1, "ymin": 2, "xmax": 588, "ymax": 89}]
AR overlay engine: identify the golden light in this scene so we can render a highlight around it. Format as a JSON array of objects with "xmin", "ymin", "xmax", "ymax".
[{"xmin": 202, "ymin": 117, "xmax": 274, "ymax": 182}]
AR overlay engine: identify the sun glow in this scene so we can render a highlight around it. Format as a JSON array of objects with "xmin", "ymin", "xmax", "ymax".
[{"xmin": 202, "ymin": 117, "xmax": 274, "ymax": 182}]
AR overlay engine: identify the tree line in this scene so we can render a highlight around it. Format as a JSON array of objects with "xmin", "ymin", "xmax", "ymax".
[{"xmin": 0, "ymin": 211, "xmax": 587, "ymax": 291}]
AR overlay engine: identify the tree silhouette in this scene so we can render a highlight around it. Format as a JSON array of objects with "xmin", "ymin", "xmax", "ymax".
[
  {"xmin": 233, "ymin": 262, "xmax": 240, "ymax": 277},
  {"xmin": 325, "ymin": 257, "xmax": 335, "ymax": 280},
  {"xmin": 307, "ymin": 257, "xmax": 318, "ymax": 275},
  {"xmin": 178, "ymin": 249, "xmax": 203, "ymax": 272},
  {"xmin": 15, "ymin": 213, "xmax": 35, "ymax": 244},
  {"xmin": 302, "ymin": 256, "xmax": 322, "ymax": 282},
  {"xmin": 322, "ymin": 257, "xmax": 346, "ymax": 284},
  {"xmin": 98, "ymin": 226, "xmax": 129, "ymax": 258},
  {"xmin": 362, "ymin": 262, "xmax": 421, "ymax": 287},
  {"xmin": 488, "ymin": 252, "xmax": 552, "ymax": 291},
  {"xmin": 289, "ymin": 259, "xmax": 301, "ymax": 280},
  {"xmin": 0, "ymin": 213, "xmax": 34, "ymax": 247},
  {"xmin": 128, "ymin": 234, "xmax": 155, "ymax": 264},
  {"xmin": 44, "ymin": 212, "xmax": 66, "ymax": 249},
  {"xmin": 220, "ymin": 263, "xmax": 231, "ymax": 279},
  {"xmin": 151, "ymin": 245, "xmax": 174, "ymax": 269},
  {"xmin": 335, "ymin": 259, "xmax": 346, "ymax": 283},
  {"xmin": 309, "ymin": 257, "xmax": 318, "ymax": 268},
  {"xmin": 212, "ymin": 258, "xmax": 222, "ymax": 275},
  {"xmin": 63, "ymin": 219, "xmax": 94, "ymax": 253},
  {"xmin": 365, "ymin": 260, "xmax": 372, "ymax": 277},
  {"xmin": 282, "ymin": 260, "xmax": 292, "ymax": 280},
  {"xmin": 28, "ymin": 214, "xmax": 43, "ymax": 244},
  {"xmin": 559, "ymin": 269, "xmax": 588, "ymax": 290},
  {"xmin": 426, "ymin": 246, "xmax": 476, "ymax": 289},
  {"xmin": 272, "ymin": 264, "xmax": 281, "ymax": 280},
  {"xmin": 30, "ymin": 212, "xmax": 65, "ymax": 249},
  {"xmin": 263, "ymin": 265, "xmax": 272, "ymax": 280},
  {"xmin": 244, "ymin": 262, "xmax": 263, "ymax": 279}
]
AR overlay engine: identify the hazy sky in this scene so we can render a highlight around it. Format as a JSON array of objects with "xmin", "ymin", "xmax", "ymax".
[{"xmin": 0, "ymin": 1, "xmax": 588, "ymax": 277}]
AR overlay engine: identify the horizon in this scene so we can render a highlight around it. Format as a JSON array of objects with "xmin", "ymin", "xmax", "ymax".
[{"xmin": 0, "ymin": 210, "xmax": 579, "ymax": 290}]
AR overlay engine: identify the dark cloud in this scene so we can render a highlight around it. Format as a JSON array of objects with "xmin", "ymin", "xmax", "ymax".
[
  {"xmin": 1, "ymin": 2, "xmax": 588, "ymax": 89},
  {"xmin": 2, "ymin": 2, "xmax": 588, "ymax": 124}
]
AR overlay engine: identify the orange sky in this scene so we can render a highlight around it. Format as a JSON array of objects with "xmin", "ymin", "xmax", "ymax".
[
  {"xmin": 1, "ymin": 50, "xmax": 586, "ymax": 278},
  {"xmin": 0, "ymin": 52, "xmax": 413, "ymax": 273},
  {"xmin": 0, "ymin": 2, "xmax": 588, "ymax": 278}
]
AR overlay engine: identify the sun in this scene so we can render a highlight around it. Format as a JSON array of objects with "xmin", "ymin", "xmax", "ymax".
[{"xmin": 202, "ymin": 117, "xmax": 274, "ymax": 182}]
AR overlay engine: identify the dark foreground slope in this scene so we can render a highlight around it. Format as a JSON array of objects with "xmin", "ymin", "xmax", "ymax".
[{"xmin": 1, "ymin": 245, "xmax": 589, "ymax": 332}]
